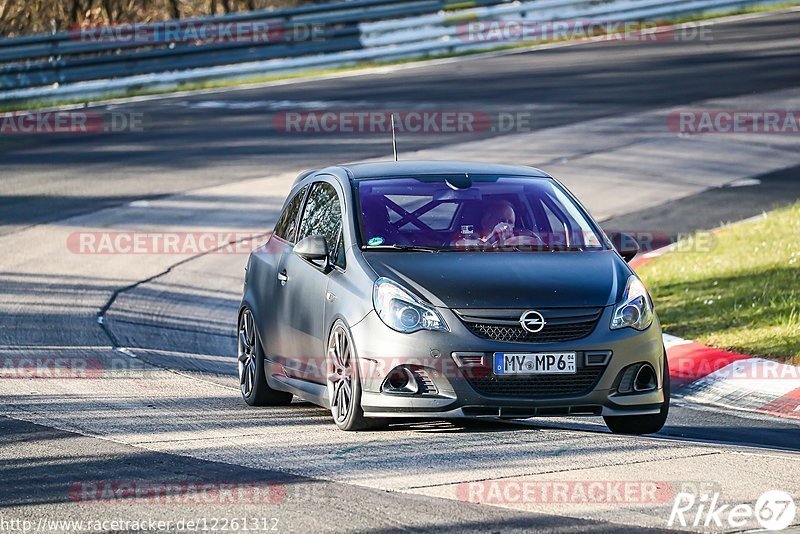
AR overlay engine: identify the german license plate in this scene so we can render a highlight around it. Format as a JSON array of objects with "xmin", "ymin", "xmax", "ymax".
[{"xmin": 493, "ymin": 352, "xmax": 577, "ymax": 375}]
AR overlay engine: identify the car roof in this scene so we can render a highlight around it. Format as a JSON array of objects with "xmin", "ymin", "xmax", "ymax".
[
  {"xmin": 294, "ymin": 160, "xmax": 551, "ymax": 186},
  {"xmin": 337, "ymin": 160, "xmax": 550, "ymax": 180}
]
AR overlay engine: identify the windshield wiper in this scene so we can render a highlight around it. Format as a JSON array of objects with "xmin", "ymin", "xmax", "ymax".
[{"xmin": 364, "ymin": 244, "xmax": 439, "ymax": 253}]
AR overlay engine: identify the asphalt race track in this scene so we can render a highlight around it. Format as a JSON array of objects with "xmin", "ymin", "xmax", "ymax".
[
  {"xmin": 1, "ymin": 10, "xmax": 800, "ymax": 532},
  {"xmin": 2, "ymin": 10, "xmax": 800, "ymax": 234}
]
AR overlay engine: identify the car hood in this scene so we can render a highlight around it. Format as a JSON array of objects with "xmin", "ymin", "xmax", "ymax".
[{"xmin": 362, "ymin": 250, "xmax": 630, "ymax": 309}]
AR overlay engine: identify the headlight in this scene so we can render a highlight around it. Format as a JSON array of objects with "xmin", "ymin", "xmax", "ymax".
[
  {"xmin": 372, "ymin": 278, "xmax": 449, "ymax": 333},
  {"xmin": 611, "ymin": 276, "xmax": 654, "ymax": 331}
]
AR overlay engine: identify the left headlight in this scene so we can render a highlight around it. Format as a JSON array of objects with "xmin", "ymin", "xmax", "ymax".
[
  {"xmin": 611, "ymin": 276, "xmax": 654, "ymax": 331},
  {"xmin": 373, "ymin": 277, "xmax": 449, "ymax": 333}
]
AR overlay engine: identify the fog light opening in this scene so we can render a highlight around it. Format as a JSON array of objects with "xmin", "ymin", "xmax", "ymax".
[
  {"xmin": 382, "ymin": 367, "xmax": 420, "ymax": 394},
  {"xmin": 633, "ymin": 363, "xmax": 657, "ymax": 392}
]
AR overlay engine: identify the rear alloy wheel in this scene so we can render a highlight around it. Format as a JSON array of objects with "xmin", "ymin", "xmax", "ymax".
[
  {"xmin": 326, "ymin": 321, "xmax": 384, "ymax": 431},
  {"xmin": 238, "ymin": 307, "xmax": 292, "ymax": 407},
  {"xmin": 603, "ymin": 352, "xmax": 670, "ymax": 435}
]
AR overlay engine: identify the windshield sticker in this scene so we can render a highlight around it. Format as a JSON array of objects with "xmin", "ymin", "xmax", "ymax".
[{"xmin": 368, "ymin": 237, "xmax": 385, "ymax": 246}]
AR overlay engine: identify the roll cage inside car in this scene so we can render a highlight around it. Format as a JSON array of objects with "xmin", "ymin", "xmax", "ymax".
[{"xmin": 352, "ymin": 174, "xmax": 607, "ymax": 250}]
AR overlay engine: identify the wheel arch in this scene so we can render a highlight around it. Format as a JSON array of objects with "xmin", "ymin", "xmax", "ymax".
[{"xmin": 239, "ymin": 288, "xmax": 266, "ymax": 348}]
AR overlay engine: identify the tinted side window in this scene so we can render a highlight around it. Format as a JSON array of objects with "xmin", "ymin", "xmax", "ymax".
[
  {"xmin": 297, "ymin": 182, "xmax": 342, "ymax": 254},
  {"xmin": 273, "ymin": 186, "xmax": 307, "ymax": 243}
]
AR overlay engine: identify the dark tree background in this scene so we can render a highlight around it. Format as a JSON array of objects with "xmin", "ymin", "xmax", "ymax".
[{"xmin": 0, "ymin": 0, "xmax": 314, "ymax": 38}]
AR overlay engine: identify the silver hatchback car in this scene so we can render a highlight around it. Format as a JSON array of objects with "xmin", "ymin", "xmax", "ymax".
[{"xmin": 238, "ymin": 161, "xmax": 669, "ymax": 433}]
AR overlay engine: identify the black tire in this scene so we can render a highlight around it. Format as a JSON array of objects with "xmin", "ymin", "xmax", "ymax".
[
  {"xmin": 238, "ymin": 307, "xmax": 293, "ymax": 407},
  {"xmin": 603, "ymin": 352, "xmax": 670, "ymax": 435},
  {"xmin": 327, "ymin": 321, "xmax": 386, "ymax": 431}
]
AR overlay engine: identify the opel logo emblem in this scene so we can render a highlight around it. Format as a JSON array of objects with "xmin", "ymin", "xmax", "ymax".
[{"xmin": 520, "ymin": 310, "xmax": 546, "ymax": 333}]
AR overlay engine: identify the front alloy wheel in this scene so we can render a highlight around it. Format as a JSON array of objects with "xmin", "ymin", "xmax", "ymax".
[
  {"xmin": 326, "ymin": 321, "xmax": 383, "ymax": 431},
  {"xmin": 238, "ymin": 307, "xmax": 292, "ymax": 406}
]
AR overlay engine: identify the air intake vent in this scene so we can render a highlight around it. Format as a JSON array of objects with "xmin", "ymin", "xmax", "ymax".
[
  {"xmin": 453, "ymin": 352, "xmax": 485, "ymax": 366},
  {"xmin": 412, "ymin": 367, "xmax": 438, "ymax": 395},
  {"xmin": 463, "ymin": 360, "xmax": 607, "ymax": 398}
]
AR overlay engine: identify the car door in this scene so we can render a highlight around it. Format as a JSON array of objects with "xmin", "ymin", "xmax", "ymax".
[
  {"xmin": 253, "ymin": 184, "xmax": 308, "ymax": 361},
  {"xmin": 274, "ymin": 179, "xmax": 344, "ymax": 384}
]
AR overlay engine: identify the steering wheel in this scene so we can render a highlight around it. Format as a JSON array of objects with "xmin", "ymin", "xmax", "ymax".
[{"xmin": 489, "ymin": 229, "xmax": 546, "ymax": 249}]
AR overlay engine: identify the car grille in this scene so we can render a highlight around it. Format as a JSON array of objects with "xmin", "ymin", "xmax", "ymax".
[
  {"xmin": 455, "ymin": 307, "xmax": 603, "ymax": 343},
  {"xmin": 461, "ymin": 361, "xmax": 606, "ymax": 398}
]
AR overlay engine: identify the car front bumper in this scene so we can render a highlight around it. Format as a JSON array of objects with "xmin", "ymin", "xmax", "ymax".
[{"xmin": 350, "ymin": 307, "xmax": 666, "ymax": 419}]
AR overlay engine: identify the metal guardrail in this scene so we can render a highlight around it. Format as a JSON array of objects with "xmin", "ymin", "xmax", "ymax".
[
  {"xmin": 0, "ymin": 0, "xmax": 783, "ymax": 101},
  {"xmin": 0, "ymin": 0, "xmax": 506, "ymax": 91},
  {"xmin": 0, "ymin": 0, "xmax": 423, "ymax": 50}
]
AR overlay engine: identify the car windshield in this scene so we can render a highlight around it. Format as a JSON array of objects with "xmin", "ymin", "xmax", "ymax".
[{"xmin": 356, "ymin": 175, "xmax": 605, "ymax": 252}]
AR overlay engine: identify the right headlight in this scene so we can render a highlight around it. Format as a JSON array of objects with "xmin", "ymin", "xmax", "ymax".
[
  {"xmin": 372, "ymin": 277, "xmax": 449, "ymax": 333},
  {"xmin": 611, "ymin": 275, "xmax": 654, "ymax": 331}
]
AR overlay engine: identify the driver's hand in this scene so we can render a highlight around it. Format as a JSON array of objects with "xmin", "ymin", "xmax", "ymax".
[{"xmin": 485, "ymin": 222, "xmax": 514, "ymax": 245}]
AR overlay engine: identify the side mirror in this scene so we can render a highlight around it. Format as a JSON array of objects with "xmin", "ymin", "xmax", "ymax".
[
  {"xmin": 294, "ymin": 235, "xmax": 330, "ymax": 267},
  {"xmin": 609, "ymin": 232, "xmax": 640, "ymax": 263}
]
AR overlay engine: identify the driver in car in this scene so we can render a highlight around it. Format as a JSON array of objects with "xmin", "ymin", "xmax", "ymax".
[
  {"xmin": 452, "ymin": 200, "xmax": 542, "ymax": 249},
  {"xmin": 480, "ymin": 200, "xmax": 516, "ymax": 245}
]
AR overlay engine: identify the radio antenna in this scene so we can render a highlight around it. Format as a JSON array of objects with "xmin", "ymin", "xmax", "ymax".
[{"xmin": 390, "ymin": 113, "xmax": 398, "ymax": 162}]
